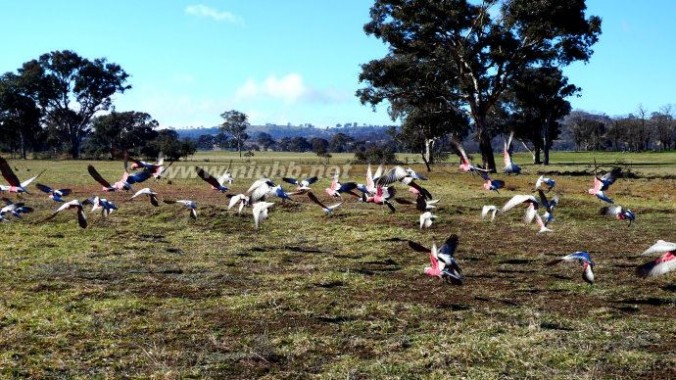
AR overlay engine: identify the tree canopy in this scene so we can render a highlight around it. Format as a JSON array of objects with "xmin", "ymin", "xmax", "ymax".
[{"xmin": 358, "ymin": 0, "xmax": 601, "ymax": 170}]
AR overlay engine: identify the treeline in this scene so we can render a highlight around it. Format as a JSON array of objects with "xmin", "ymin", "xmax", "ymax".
[{"xmin": 560, "ymin": 107, "xmax": 675, "ymax": 152}]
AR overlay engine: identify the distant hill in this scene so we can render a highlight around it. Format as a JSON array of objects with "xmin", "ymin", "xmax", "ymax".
[{"xmin": 175, "ymin": 123, "xmax": 395, "ymax": 142}]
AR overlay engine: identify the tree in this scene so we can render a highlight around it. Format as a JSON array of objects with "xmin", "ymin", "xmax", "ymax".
[
  {"xmin": 509, "ymin": 67, "xmax": 577, "ymax": 164},
  {"xmin": 256, "ymin": 132, "xmax": 276, "ymax": 151},
  {"xmin": 329, "ymin": 132, "xmax": 354, "ymax": 153},
  {"xmin": 15, "ymin": 50, "xmax": 131, "ymax": 158},
  {"xmin": 359, "ymin": 0, "xmax": 601, "ymax": 171},
  {"xmin": 0, "ymin": 73, "xmax": 42, "ymax": 158},
  {"xmin": 651, "ymin": 106, "xmax": 674, "ymax": 151},
  {"xmin": 220, "ymin": 110, "xmax": 249, "ymax": 158},
  {"xmin": 88, "ymin": 111, "xmax": 159, "ymax": 158},
  {"xmin": 196, "ymin": 134, "xmax": 215, "ymax": 150}
]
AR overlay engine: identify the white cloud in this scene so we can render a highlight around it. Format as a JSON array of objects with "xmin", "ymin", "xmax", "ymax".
[
  {"xmin": 234, "ymin": 73, "xmax": 349, "ymax": 104},
  {"xmin": 185, "ymin": 4, "xmax": 244, "ymax": 25}
]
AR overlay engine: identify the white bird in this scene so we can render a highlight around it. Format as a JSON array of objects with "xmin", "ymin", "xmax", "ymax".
[
  {"xmin": 637, "ymin": 240, "xmax": 676, "ymax": 278},
  {"xmin": 252, "ymin": 201, "xmax": 274, "ymax": 229},
  {"xmin": 84, "ymin": 196, "xmax": 118, "ymax": 217},
  {"xmin": 481, "ymin": 205, "xmax": 498, "ymax": 222},
  {"xmin": 501, "ymin": 194, "xmax": 551, "ymax": 233},
  {"xmin": 227, "ymin": 194, "xmax": 250, "ymax": 215},
  {"xmin": 547, "ymin": 251, "xmax": 595, "ymax": 284},
  {"xmin": 164, "ymin": 199, "xmax": 197, "ymax": 219},
  {"xmin": 503, "ymin": 131, "xmax": 521, "ymax": 175},
  {"xmin": 534, "ymin": 175, "xmax": 555, "ymax": 192},
  {"xmin": 419, "ymin": 211, "xmax": 437, "ymax": 229},
  {"xmin": 44, "ymin": 199, "xmax": 87, "ymax": 228},
  {"xmin": 246, "ymin": 178, "xmax": 276, "ymax": 203},
  {"xmin": 130, "ymin": 187, "xmax": 159, "ymax": 207}
]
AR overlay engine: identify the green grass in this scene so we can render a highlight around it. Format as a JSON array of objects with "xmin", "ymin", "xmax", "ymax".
[{"xmin": 0, "ymin": 151, "xmax": 675, "ymax": 378}]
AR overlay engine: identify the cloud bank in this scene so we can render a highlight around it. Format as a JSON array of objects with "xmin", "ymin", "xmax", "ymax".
[{"xmin": 185, "ymin": 4, "xmax": 244, "ymax": 25}]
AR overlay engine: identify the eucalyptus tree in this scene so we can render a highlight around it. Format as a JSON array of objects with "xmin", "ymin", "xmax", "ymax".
[
  {"xmin": 508, "ymin": 66, "xmax": 577, "ymax": 164},
  {"xmin": 88, "ymin": 111, "xmax": 159, "ymax": 158},
  {"xmin": 220, "ymin": 110, "xmax": 250, "ymax": 158},
  {"xmin": 358, "ymin": 0, "xmax": 601, "ymax": 171},
  {"xmin": 14, "ymin": 50, "xmax": 131, "ymax": 158},
  {"xmin": 0, "ymin": 73, "xmax": 42, "ymax": 158}
]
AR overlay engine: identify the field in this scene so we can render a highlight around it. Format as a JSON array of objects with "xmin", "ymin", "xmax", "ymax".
[{"xmin": 1, "ymin": 151, "xmax": 675, "ymax": 379}]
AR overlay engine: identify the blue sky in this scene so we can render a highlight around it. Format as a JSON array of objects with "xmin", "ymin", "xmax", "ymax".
[{"xmin": 1, "ymin": 1, "xmax": 674, "ymax": 129}]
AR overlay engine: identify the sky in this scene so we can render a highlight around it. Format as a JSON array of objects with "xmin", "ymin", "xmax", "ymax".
[{"xmin": 0, "ymin": 1, "xmax": 674, "ymax": 129}]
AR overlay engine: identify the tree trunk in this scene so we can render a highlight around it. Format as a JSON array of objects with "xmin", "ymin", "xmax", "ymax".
[
  {"xmin": 20, "ymin": 133, "xmax": 27, "ymax": 159},
  {"xmin": 477, "ymin": 128, "xmax": 496, "ymax": 172},
  {"xmin": 534, "ymin": 147, "xmax": 542, "ymax": 165},
  {"xmin": 422, "ymin": 138, "xmax": 435, "ymax": 172},
  {"xmin": 543, "ymin": 146, "xmax": 550, "ymax": 165}
]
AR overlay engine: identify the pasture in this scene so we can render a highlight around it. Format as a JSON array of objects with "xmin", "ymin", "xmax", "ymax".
[{"xmin": 0, "ymin": 151, "xmax": 675, "ymax": 379}]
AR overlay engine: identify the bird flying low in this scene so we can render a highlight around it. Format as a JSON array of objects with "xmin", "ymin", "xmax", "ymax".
[
  {"xmin": 481, "ymin": 205, "xmax": 498, "ymax": 222},
  {"xmin": 246, "ymin": 178, "xmax": 276, "ymax": 203},
  {"xmin": 600, "ymin": 205, "xmax": 635, "ymax": 226},
  {"xmin": 36, "ymin": 183, "xmax": 72, "ymax": 202},
  {"xmin": 0, "ymin": 157, "xmax": 44, "ymax": 193},
  {"xmin": 537, "ymin": 189, "xmax": 559, "ymax": 227},
  {"xmin": 227, "ymin": 193, "xmax": 250, "ymax": 215},
  {"xmin": 0, "ymin": 198, "xmax": 34, "ymax": 221},
  {"xmin": 636, "ymin": 240, "xmax": 676, "ymax": 278},
  {"xmin": 450, "ymin": 139, "xmax": 488, "ymax": 173},
  {"xmin": 479, "ymin": 170, "xmax": 505, "ymax": 192},
  {"xmin": 163, "ymin": 199, "xmax": 197, "ymax": 219},
  {"xmin": 252, "ymin": 201, "xmax": 274, "ymax": 229},
  {"xmin": 408, "ymin": 234, "xmax": 464, "ymax": 285},
  {"xmin": 325, "ymin": 173, "xmax": 359, "ymax": 199},
  {"xmin": 87, "ymin": 164, "xmax": 132, "ymax": 191},
  {"xmin": 128, "ymin": 152, "xmax": 166, "ymax": 179},
  {"xmin": 84, "ymin": 196, "xmax": 118, "ymax": 217},
  {"xmin": 419, "ymin": 211, "xmax": 436, "ymax": 229},
  {"xmin": 501, "ymin": 194, "xmax": 551, "ymax": 233},
  {"xmin": 534, "ymin": 175, "xmax": 555, "ymax": 192},
  {"xmin": 44, "ymin": 199, "xmax": 87, "ymax": 229},
  {"xmin": 503, "ymin": 131, "xmax": 521, "ymax": 175},
  {"xmin": 361, "ymin": 185, "xmax": 397, "ymax": 213},
  {"xmin": 130, "ymin": 187, "xmax": 160, "ymax": 207},
  {"xmin": 547, "ymin": 251, "xmax": 595, "ymax": 284},
  {"xmin": 196, "ymin": 166, "xmax": 231, "ymax": 192},
  {"xmin": 282, "ymin": 176, "xmax": 318, "ymax": 193},
  {"xmin": 306, "ymin": 192, "xmax": 342, "ymax": 215},
  {"xmin": 588, "ymin": 166, "xmax": 621, "ymax": 204}
]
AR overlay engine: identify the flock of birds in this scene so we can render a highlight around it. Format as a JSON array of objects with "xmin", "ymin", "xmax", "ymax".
[{"xmin": 0, "ymin": 133, "xmax": 673, "ymax": 286}]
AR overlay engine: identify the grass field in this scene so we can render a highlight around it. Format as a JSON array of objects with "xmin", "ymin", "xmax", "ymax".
[{"xmin": 0, "ymin": 151, "xmax": 675, "ymax": 378}]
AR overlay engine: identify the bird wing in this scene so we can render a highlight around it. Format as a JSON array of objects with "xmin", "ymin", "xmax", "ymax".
[
  {"xmin": 87, "ymin": 165, "xmax": 112, "ymax": 188},
  {"xmin": 304, "ymin": 176, "xmax": 318, "ymax": 186},
  {"xmin": 0, "ymin": 157, "xmax": 21, "ymax": 186},
  {"xmin": 408, "ymin": 240, "xmax": 430, "ymax": 253},
  {"xmin": 20, "ymin": 170, "xmax": 44, "ymax": 188},
  {"xmin": 451, "ymin": 140, "xmax": 469, "ymax": 165},
  {"xmin": 307, "ymin": 192, "xmax": 329, "ymax": 209},
  {"xmin": 77, "ymin": 209, "xmax": 88, "ymax": 228},
  {"xmin": 636, "ymin": 253, "xmax": 676, "ymax": 278},
  {"xmin": 481, "ymin": 205, "xmax": 497, "ymax": 220},
  {"xmin": 196, "ymin": 167, "xmax": 221, "ymax": 188},
  {"xmin": 438, "ymin": 234, "xmax": 460, "ymax": 260},
  {"xmin": 282, "ymin": 177, "xmax": 299, "ymax": 185},
  {"xmin": 641, "ymin": 240, "xmax": 676, "ymax": 256},
  {"xmin": 36, "ymin": 183, "xmax": 53, "ymax": 194},
  {"xmin": 501, "ymin": 194, "xmax": 537, "ymax": 213},
  {"xmin": 375, "ymin": 166, "xmax": 407, "ymax": 187},
  {"xmin": 228, "ymin": 194, "xmax": 243, "ymax": 210}
]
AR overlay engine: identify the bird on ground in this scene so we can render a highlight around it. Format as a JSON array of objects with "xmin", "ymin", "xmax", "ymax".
[
  {"xmin": 227, "ymin": 194, "xmax": 250, "ymax": 215},
  {"xmin": 45, "ymin": 199, "xmax": 87, "ymax": 229},
  {"xmin": 36, "ymin": 183, "xmax": 72, "ymax": 202},
  {"xmin": 546, "ymin": 251, "xmax": 595, "ymax": 284},
  {"xmin": 450, "ymin": 139, "xmax": 488, "ymax": 173},
  {"xmin": 408, "ymin": 234, "xmax": 463, "ymax": 285},
  {"xmin": 503, "ymin": 131, "xmax": 521, "ymax": 175},
  {"xmin": 282, "ymin": 176, "xmax": 318, "ymax": 193},
  {"xmin": 196, "ymin": 166, "xmax": 230, "ymax": 192},
  {"xmin": 306, "ymin": 192, "xmax": 342, "ymax": 215},
  {"xmin": 163, "ymin": 199, "xmax": 197, "ymax": 219},
  {"xmin": 419, "ymin": 211, "xmax": 437, "ymax": 229},
  {"xmin": 252, "ymin": 201, "xmax": 274, "ymax": 229},
  {"xmin": 534, "ymin": 175, "xmax": 556, "ymax": 192},
  {"xmin": 0, "ymin": 157, "xmax": 43, "ymax": 193},
  {"xmin": 481, "ymin": 205, "xmax": 498, "ymax": 222},
  {"xmin": 130, "ymin": 187, "xmax": 160, "ymax": 207},
  {"xmin": 479, "ymin": 170, "xmax": 505, "ymax": 192},
  {"xmin": 636, "ymin": 240, "xmax": 676, "ymax": 278},
  {"xmin": 0, "ymin": 198, "xmax": 34, "ymax": 220},
  {"xmin": 600, "ymin": 205, "xmax": 635, "ymax": 226},
  {"xmin": 84, "ymin": 196, "xmax": 118, "ymax": 217}
]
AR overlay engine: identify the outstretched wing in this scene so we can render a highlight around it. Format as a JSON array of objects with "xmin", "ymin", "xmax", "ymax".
[
  {"xmin": 0, "ymin": 157, "xmax": 21, "ymax": 186},
  {"xmin": 87, "ymin": 165, "xmax": 112, "ymax": 188},
  {"xmin": 196, "ymin": 167, "xmax": 221, "ymax": 188}
]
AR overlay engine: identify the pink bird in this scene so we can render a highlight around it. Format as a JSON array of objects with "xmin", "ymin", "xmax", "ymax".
[
  {"xmin": 451, "ymin": 140, "xmax": 488, "ymax": 173},
  {"xmin": 408, "ymin": 235, "xmax": 463, "ymax": 285},
  {"xmin": 0, "ymin": 157, "xmax": 43, "ymax": 193},
  {"xmin": 362, "ymin": 185, "xmax": 397, "ymax": 212},
  {"xmin": 636, "ymin": 240, "xmax": 676, "ymax": 278}
]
